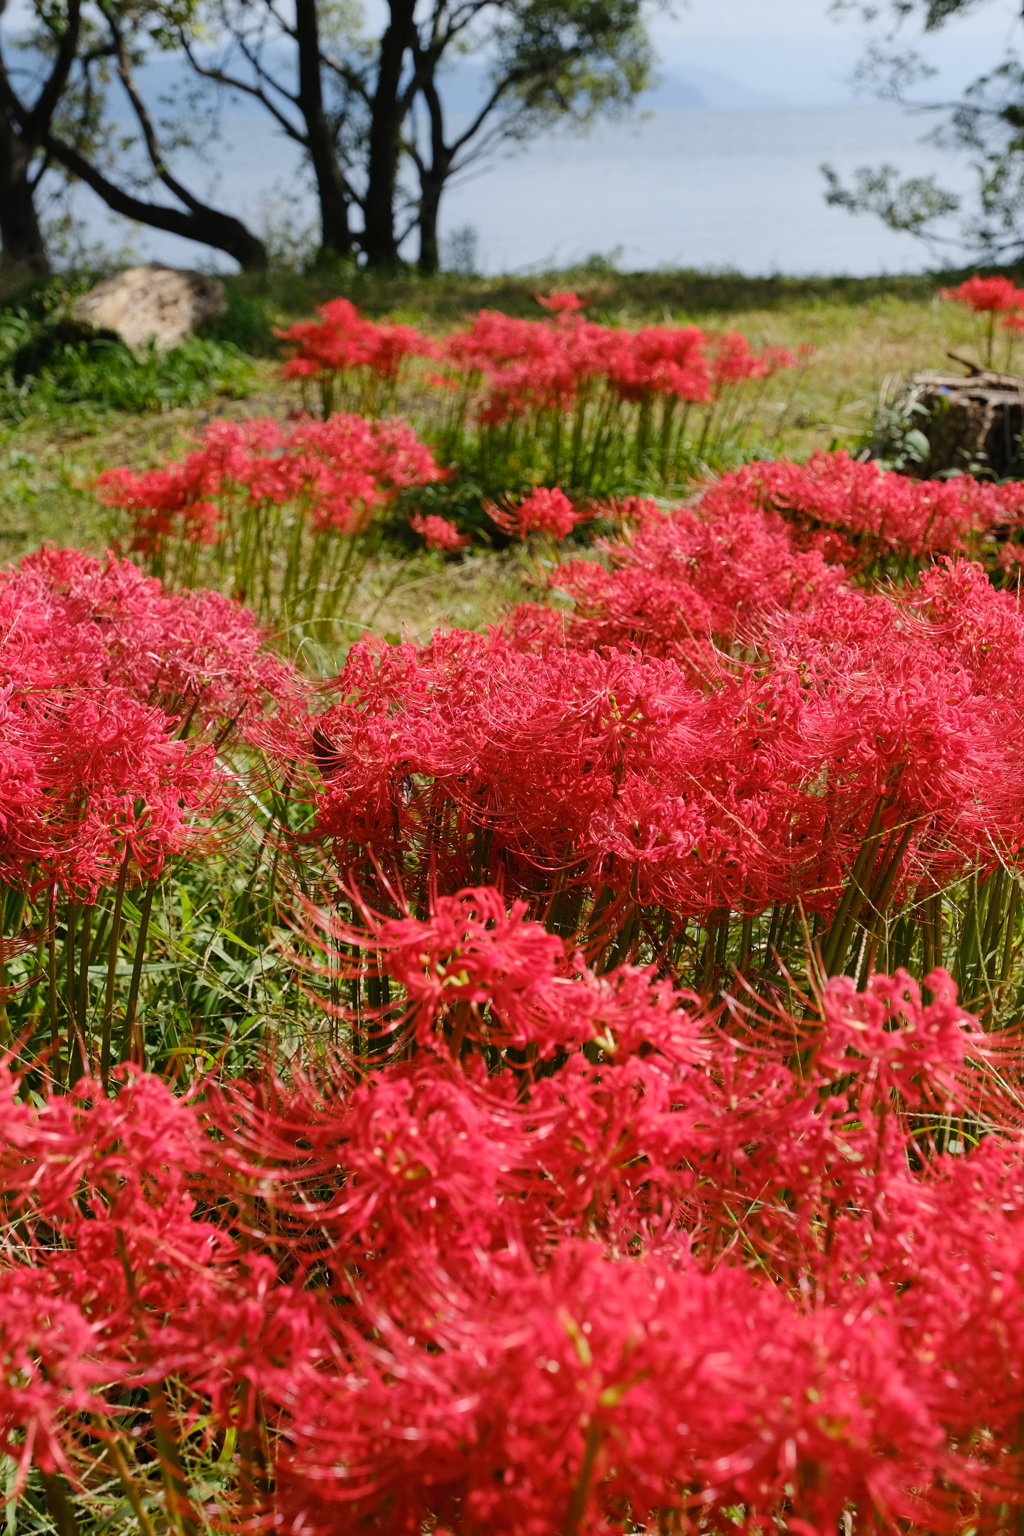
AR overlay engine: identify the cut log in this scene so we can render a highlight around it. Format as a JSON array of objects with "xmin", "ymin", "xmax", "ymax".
[{"xmin": 876, "ymin": 358, "xmax": 1024, "ymax": 479}]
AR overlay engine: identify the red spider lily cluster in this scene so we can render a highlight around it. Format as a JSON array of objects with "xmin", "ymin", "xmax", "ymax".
[
  {"xmin": 3, "ymin": 915, "xmax": 1024, "ymax": 1536},
  {"xmin": 5, "ymin": 459, "xmax": 1024, "ymax": 1530},
  {"xmin": 281, "ymin": 545, "xmax": 1024, "ymax": 995},
  {"xmin": 14, "ymin": 288, "xmax": 1024, "ymax": 1534},
  {"xmin": 282, "ymin": 292, "xmax": 792, "ymax": 418},
  {"xmin": 278, "ymin": 292, "xmax": 797, "ymax": 496},
  {"xmin": 0, "ymin": 547, "xmax": 292, "ymax": 897},
  {"xmin": 512, "ymin": 489, "xmax": 846, "ymax": 660},
  {"xmin": 0, "ymin": 547, "xmax": 295, "ymax": 1077},
  {"xmin": 442, "ymin": 304, "xmax": 789, "ymax": 420},
  {"xmin": 97, "ymin": 414, "xmax": 441, "ymax": 549},
  {"xmin": 96, "ymin": 414, "xmax": 443, "ymax": 624},
  {"xmin": 696, "ymin": 447, "xmax": 1024, "ymax": 568}
]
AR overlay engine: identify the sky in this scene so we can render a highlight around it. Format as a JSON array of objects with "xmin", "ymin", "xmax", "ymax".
[
  {"xmin": 650, "ymin": 0, "xmax": 1024, "ymax": 104},
  {"xmin": 3, "ymin": 0, "xmax": 1022, "ymax": 105}
]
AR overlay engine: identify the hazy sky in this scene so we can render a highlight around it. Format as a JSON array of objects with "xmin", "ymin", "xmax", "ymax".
[
  {"xmin": 3, "ymin": 0, "xmax": 1021, "ymax": 102},
  {"xmin": 653, "ymin": 0, "xmax": 1024, "ymax": 103}
]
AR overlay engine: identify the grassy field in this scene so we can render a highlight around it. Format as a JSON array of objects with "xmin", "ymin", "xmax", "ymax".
[{"xmin": 0, "ymin": 262, "xmax": 1007, "ymax": 642}]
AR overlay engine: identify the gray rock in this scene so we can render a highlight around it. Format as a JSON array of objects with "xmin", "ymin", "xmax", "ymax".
[{"xmin": 72, "ymin": 263, "xmax": 228, "ymax": 353}]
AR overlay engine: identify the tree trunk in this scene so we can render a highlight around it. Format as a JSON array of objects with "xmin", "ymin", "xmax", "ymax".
[
  {"xmin": 0, "ymin": 114, "xmax": 49, "ymax": 277},
  {"xmin": 415, "ymin": 75, "xmax": 451, "ymax": 276},
  {"xmin": 294, "ymin": 0, "xmax": 353, "ymax": 259},
  {"xmin": 362, "ymin": 0, "xmax": 415, "ymax": 268},
  {"xmin": 417, "ymin": 177, "xmax": 441, "ymax": 274}
]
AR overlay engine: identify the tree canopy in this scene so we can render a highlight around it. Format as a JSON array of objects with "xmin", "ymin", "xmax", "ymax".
[
  {"xmin": 825, "ymin": 0, "xmax": 1024, "ymax": 262},
  {"xmin": 0, "ymin": 0, "xmax": 657, "ymax": 276}
]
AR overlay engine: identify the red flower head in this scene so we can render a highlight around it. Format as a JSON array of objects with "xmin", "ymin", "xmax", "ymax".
[
  {"xmin": 818, "ymin": 966, "xmax": 982, "ymax": 1112},
  {"xmin": 940, "ymin": 274, "xmax": 1024, "ymax": 313},
  {"xmin": 536, "ymin": 290, "xmax": 587, "ymax": 316},
  {"xmin": 409, "ymin": 513, "xmax": 470, "ymax": 552},
  {"xmin": 276, "ymin": 296, "xmax": 437, "ymax": 381},
  {"xmin": 348, "ymin": 886, "xmax": 566, "ymax": 1050},
  {"xmin": 487, "ymin": 487, "xmax": 585, "ymax": 540},
  {"xmin": 298, "ymin": 885, "xmax": 578, "ymax": 1057}
]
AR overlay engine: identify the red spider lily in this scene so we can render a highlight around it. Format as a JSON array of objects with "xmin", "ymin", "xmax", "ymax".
[
  {"xmin": 277, "ymin": 296, "xmax": 438, "ymax": 383},
  {"xmin": 306, "ymin": 885, "xmax": 566, "ymax": 1052},
  {"xmin": 24, "ymin": 289, "xmax": 1024, "ymax": 1536},
  {"xmin": 0, "ymin": 1278, "xmax": 109, "ymax": 1487},
  {"xmin": 428, "ymin": 297, "xmax": 793, "ymax": 507},
  {"xmin": 486, "ymin": 486, "xmax": 585, "ymax": 540},
  {"xmin": 275, "ymin": 294, "xmax": 792, "ymax": 431},
  {"xmin": 409, "ymin": 511, "xmax": 470, "ymax": 551},
  {"xmin": 286, "ymin": 414, "xmax": 442, "ymax": 533},
  {"xmin": 535, "ymin": 289, "xmax": 587, "ymax": 315},
  {"xmin": 940, "ymin": 274, "xmax": 1024, "ymax": 313},
  {"xmin": 95, "ymin": 417, "xmax": 283, "ymax": 549},
  {"xmin": 816, "ymin": 965, "xmax": 981, "ymax": 1110},
  {"xmin": 23, "ymin": 691, "xmax": 218, "ymax": 892},
  {"xmin": 300, "ymin": 884, "xmax": 706, "ymax": 1059},
  {"xmin": 940, "ymin": 276, "xmax": 1024, "ymax": 366}
]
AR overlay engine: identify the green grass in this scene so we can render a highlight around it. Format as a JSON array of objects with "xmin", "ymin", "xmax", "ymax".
[{"xmin": 216, "ymin": 258, "xmax": 1020, "ymax": 324}]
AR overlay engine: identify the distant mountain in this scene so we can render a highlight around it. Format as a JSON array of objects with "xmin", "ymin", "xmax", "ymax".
[
  {"xmin": 103, "ymin": 52, "xmax": 789, "ymax": 121},
  {"xmin": 432, "ymin": 59, "xmax": 789, "ymax": 114},
  {"xmin": 645, "ymin": 66, "xmax": 789, "ymax": 108},
  {"xmin": 640, "ymin": 74, "xmax": 706, "ymax": 107}
]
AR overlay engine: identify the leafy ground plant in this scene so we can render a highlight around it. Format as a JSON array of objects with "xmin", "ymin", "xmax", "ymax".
[
  {"xmin": 0, "ymin": 271, "xmax": 256, "ymax": 425},
  {"xmin": 0, "ymin": 329, "xmax": 254, "ymax": 423}
]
